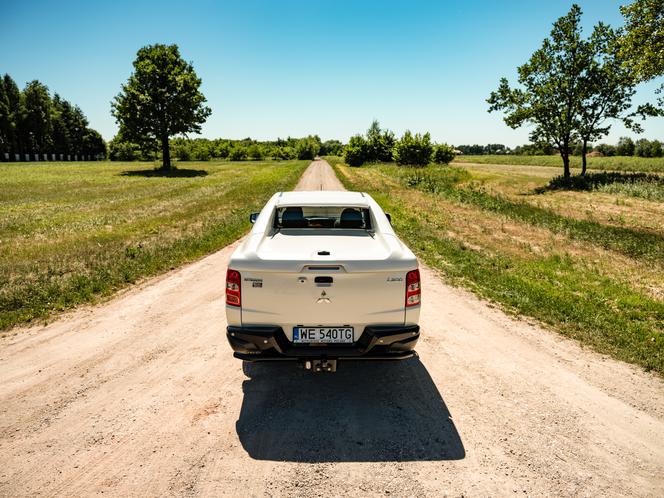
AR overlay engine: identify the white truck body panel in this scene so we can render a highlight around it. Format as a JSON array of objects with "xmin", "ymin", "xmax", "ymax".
[{"xmin": 225, "ymin": 191, "xmax": 420, "ymax": 355}]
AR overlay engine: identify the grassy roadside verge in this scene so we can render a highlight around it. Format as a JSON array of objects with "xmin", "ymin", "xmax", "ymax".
[
  {"xmin": 454, "ymin": 154, "xmax": 664, "ymax": 173},
  {"xmin": 385, "ymin": 164, "xmax": 664, "ymax": 264},
  {"xmin": 0, "ymin": 160, "xmax": 309, "ymax": 331},
  {"xmin": 326, "ymin": 157, "xmax": 664, "ymax": 375}
]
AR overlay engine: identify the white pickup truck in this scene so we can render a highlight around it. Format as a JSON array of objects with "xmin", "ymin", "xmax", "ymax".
[{"xmin": 225, "ymin": 191, "xmax": 421, "ymax": 372}]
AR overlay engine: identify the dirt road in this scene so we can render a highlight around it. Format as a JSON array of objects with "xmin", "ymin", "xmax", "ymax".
[{"xmin": 1, "ymin": 159, "xmax": 663, "ymax": 497}]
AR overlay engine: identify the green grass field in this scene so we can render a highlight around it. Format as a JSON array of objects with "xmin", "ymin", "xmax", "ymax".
[
  {"xmin": 454, "ymin": 154, "xmax": 664, "ymax": 173},
  {"xmin": 0, "ymin": 160, "xmax": 309, "ymax": 331},
  {"xmin": 326, "ymin": 157, "xmax": 664, "ymax": 375}
]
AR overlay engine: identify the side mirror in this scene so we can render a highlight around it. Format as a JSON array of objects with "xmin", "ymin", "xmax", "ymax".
[
  {"xmin": 385, "ymin": 213, "xmax": 392, "ymax": 224},
  {"xmin": 249, "ymin": 213, "xmax": 259, "ymax": 224}
]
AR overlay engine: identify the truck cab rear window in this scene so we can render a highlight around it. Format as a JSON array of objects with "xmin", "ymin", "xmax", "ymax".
[{"xmin": 274, "ymin": 206, "xmax": 372, "ymax": 230}]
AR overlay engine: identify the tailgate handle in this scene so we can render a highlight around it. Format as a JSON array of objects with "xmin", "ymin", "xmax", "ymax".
[{"xmin": 314, "ymin": 276, "xmax": 333, "ymax": 284}]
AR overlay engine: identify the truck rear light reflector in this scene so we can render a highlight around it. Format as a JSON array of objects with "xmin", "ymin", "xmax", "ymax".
[
  {"xmin": 226, "ymin": 269, "xmax": 241, "ymax": 307},
  {"xmin": 405, "ymin": 269, "xmax": 421, "ymax": 307}
]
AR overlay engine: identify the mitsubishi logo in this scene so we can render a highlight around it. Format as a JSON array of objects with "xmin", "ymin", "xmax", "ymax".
[{"xmin": 316, "ymin": 290, "xmax": 331, "ymax": 304}]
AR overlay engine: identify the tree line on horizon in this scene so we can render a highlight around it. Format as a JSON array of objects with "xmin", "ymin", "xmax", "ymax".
[
  {"xmin": 456, "ymin": 136, "xmax": 664, "ymax": 158},
  {"xmin": 108, "ymin": 134, "xmax": 343, "ymax": 162},
  {"xmin": 488, "ymin": 0, "xmax": 664, "ymax": 177},
  {"xmin": 0, "ymin": 74, "xmax": 106, "ymax": 160}
]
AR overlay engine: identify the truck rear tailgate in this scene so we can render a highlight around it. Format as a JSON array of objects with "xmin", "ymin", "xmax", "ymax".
[{"xmin": 240, "ymin": 265, "xmax": 406, "ymax": 340}]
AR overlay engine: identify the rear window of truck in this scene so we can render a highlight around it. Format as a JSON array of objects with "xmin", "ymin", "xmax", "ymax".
[{"xmin": 274, "ymin": 206, "xmax": 372, "ymax": 230}]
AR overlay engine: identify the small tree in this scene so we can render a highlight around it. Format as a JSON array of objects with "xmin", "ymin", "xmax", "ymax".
[
  {"xmin": 366, "ymin": 120, "xmax": 396, "ymax": 162},
  {"xmin": 433, "ymin": 143, "xmax": 456, "ymax": 164},
  {"xmin": 111, "ymin": 44, "xmax": 211, "ymax": 171},
  {"xmin": 393, "ymin": 131, "xmax": 433, "ymax": 167},
  {"xmin": 343, "ymin": 135, "xmax": 368, "ymax": 166},
  {"xmin": 615, "ymin": 136, "xmax": 635, "ymax": 156}
]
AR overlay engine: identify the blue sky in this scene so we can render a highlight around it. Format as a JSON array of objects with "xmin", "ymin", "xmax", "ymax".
[{"xmin": 2, "ymin": 0, "xmax": 662, "ymax": 146}]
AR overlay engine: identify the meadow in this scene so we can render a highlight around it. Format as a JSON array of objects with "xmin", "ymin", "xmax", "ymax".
[
  {"xmin": 327, "ymin": 157, "xmax": 664, "ymax": 375},
  {"xmin": 0, "ymin": 160, "xmax": 309, "ymax": 330},
  {"xmin": 454, "ymin": 154, "xmax": 664, "ymax": 173}
]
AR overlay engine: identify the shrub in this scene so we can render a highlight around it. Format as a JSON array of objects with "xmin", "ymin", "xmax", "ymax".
[
  {"xmin": 215, "ymin": 142, "xmax": 230, "ymax": 158},
  {"xmin": 594, "ymin": 143, "xmax": 616, "ymax": 156},
  {"xmin": 433, "ymin": 143, "xmax": 456, "ymax": 164},
  {"xmin": 173, "ymin": 143, "xmax": 192, "ymax": 161},
  {"xmin": 615, "ymin": 137, "xmax": 635, "ymax": 156},
  {"xmin": 247, "ymin": 144, "xmax": 264, "ymax": 160},
  {"xmin": 344, "ymin": 135, "xmax": 369, "ymax": 167},
  {"xmin": 274, "ymin": 146, "xmax": 296, "ymax": 160},
  {"xmin": 393, "ymin": 131, "xmax": 433, "ymax": 167},
  {"xmin": 229, "ymin": 146, "xmax": 247, "ymax": 161},
  {"xmin": 192, "ymin": 143, "xmax": 212, "ymax": 161},
  {"xmin": 109, "ymin": 139, "xmax": 142, "ymax": 161}
]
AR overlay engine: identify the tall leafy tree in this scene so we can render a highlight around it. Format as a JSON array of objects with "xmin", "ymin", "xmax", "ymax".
[
  {"xmin": 488, "ymin": 5, "xmax": 590, "ymax": 178},
  {"xmin": 111, "ymin": 44, "xmax": 211, "ymax": 170},
  {"xmin": 21, "ymin": 80, "xmax": 53, "ymax": 154},
  {"xmin": 2, "ymin": 75, "xmax": 22, "ymax": 154}
]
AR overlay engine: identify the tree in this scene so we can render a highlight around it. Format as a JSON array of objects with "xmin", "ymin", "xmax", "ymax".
[
  {"xmin": 111, "ymin": 44, "xmax": 211, "ymax": 170},
  {"xmin": 82, "ymin": 129, "xmax": 106, "ymax": 158},
  {"xmin": 22, "ymin": 80, "xmax": 54, "ymax": 155},
  {"xmin": 488, "ymin": 5, "xmax": 590, "ymax": 178},
  {"xmin": 620, "ymin": 0, "xmax": 664, "ymax": 103},
  {"xmin": 393, "ymin": 131, "xmax": 434, "ymax": 167},
  {"xmin": 594, "ymin": 143, "xmax": 616, "ymax": 156},
  {"xmin": 635, "ymin": 138, "xmax": 664, "ymax": 157},
  {"xmin": 433, "ymin": 143, "xmax": 456, "ymax": 164},
  {"xmin": 0, "ymin": 75, "xmax": 21, "ymax": 155},
  {"xmin": 344, "ymin": 135, "xmax": 369, "ymax": 166},
  {"xmin": 366, "ymin": 120, "xmax": 396, "ymax": 162},
  {"xmin": 295, "ymin": 136, "xmax": 320, "ymax": 160},
  {"xmin": 319, "ymin": 139, "xmax": 343, "ymax": 156},
  {"xmin": 615, "ymin": 136, "xmax": 635, "ymax": 156}
]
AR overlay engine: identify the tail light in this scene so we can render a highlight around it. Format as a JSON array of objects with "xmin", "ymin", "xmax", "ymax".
[
  {"xmin": 226, "ymin": 269, "xmax": 241, "ymax": 306},
  {"xmin": 405, "ymin": 269, "xmax": 421, "ymax": 307}
]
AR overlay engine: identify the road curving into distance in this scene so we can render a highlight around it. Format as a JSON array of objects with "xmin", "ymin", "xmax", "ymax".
[{"xmin": 1, "ymin": 159, "xmax": 663, "ymax": 496}]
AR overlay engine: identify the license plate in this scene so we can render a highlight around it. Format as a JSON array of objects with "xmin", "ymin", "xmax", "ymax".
[{"xmin": 293, "ymin": 326, "xmax": 354, "ymax": 343}]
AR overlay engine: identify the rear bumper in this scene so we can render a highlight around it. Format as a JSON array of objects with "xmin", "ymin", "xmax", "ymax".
[{"xmin": 227, "ymin": 324, "xmax": 419, "ymax": 361}]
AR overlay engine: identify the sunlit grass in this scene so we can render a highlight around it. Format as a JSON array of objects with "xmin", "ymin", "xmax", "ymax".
[
  {"xmin": 0, "ymin": 160, "xmax": 309, "ymax": 330},
  {"xmin": 454, "ymin": 154, "xmax": 664, "ymax": 173}
]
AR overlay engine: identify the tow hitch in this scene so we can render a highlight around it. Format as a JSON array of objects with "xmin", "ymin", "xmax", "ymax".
[{"xmin": 302, "ymin": 359, "xmax": 337, "ymax": 373}]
